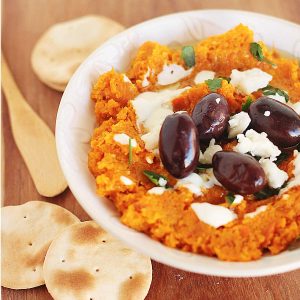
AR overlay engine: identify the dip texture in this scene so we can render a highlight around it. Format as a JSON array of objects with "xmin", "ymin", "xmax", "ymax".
[{"xmin": 88, "ymin": 25, "xmax": 300, "ymax": 261}]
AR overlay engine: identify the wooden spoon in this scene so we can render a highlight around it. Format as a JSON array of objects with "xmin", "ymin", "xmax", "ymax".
[{"xmin": 1, "ymin": 55, "xmax": 68, "ymax": 197}]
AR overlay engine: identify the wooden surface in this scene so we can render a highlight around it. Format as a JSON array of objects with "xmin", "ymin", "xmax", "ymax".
[{"xmin": 2, "ymin": 0, "xmax": 300, "ymax": 299}]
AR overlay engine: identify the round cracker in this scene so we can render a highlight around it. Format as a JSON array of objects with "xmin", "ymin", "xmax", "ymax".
[
  {"xmin": 1, "ymin": 201, "xmax": 80, "ymax": 289},
  {"xmin": 31, "ymin": 15, "xmax": 124, "ymax": 91},
  {"xmin": 43, "ymin": 221, "xmax": 152, "ymax": 300}
]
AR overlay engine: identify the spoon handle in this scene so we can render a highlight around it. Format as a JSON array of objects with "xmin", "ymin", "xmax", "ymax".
[{"xmin": 2, "ymin": 55, "xmax": 68, "ymax": 197}]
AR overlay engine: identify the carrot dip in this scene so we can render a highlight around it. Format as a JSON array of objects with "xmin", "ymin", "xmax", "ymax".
[{"xmin": 88, "ymin": 25, "xmax": 300, "ymax": 261}]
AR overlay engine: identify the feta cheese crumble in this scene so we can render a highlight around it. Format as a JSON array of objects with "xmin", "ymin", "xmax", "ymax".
[
  {"xmin": 245, "ymin": 205, "xmax": 268, "ymax": 218},
  {"xmin": 142, "ymin": 67, "xmax": 151, "ymax": 87},
  {"xmin": 157, "ymin": 64, "xmax": 193, "ymax": 86},
  {"xmin": 232, "ymin": 194, "xmax": 244, "ymax": 205},
  {"xmin": 230, "ymin": 68, "xmax": 272, "ymax": 94},
  {"xmin": 175, "ymin": 173, "xmax": 204, "ymax": 196},
  {"xmin": 123, "ymin": 74, "xmax": 131, "ymax": 83},
  {"xmin": 228, "ymin": 111, "xmax": 251, "ymax": 138},
  {"xmin": 120, "ymin": 176, "xmax": 134, "ymax": 186},
  {"xmin": 146, "ymin": 156, "xmax": 153, "ymax": 164},
  {"xmin": 132, "ymin": 87, "xmax": 189, "ymax": 150},
  {"xmin": 201, "ymin": 168, "xmax": 222, "ymax": 188},
  {"xmin": 158, "ymin": 177, "xmax": 167, "ymax": 187},
  {"xmin": 234, "ymin": 129, "xmax": 281, "ymax": 161},
  {"xmin": 194, "ymin": 70, "xmax": 215, "ymax": 84},
  {"xmin": 147, "ymin": 187, "xmax": 166, "ymax": 195},
  {"xmin": 199, "ymin": 139, "xmax": 222, "ymax": 164},
  {"xmin": 259, "ymin": 158, "xmax": 288, "ymax": 189},
  {"xmin": 191, "ymin": 203, "xmax": 237, "ymax": 228},
  {"xmin": 114, "ymin": 134, "xmax": 137, "ymax": 147}
]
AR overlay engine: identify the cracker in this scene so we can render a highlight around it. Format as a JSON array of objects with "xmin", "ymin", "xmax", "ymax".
[
  {"xmin": 43, "ymin": 221, "xmax": 152, "ymax": 300},
  {"xmin": 31, "ymin": 15, "xmax": 124, "ymax": 91},
  {"xmin": 1, "ymin": 201, "xmax": 80, "ymax": 289}
]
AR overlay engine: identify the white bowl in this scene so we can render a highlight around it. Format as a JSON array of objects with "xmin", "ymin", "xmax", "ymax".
[{"xmin": 56, "ymin": 9, "xmax": 300, "ymax": 277}]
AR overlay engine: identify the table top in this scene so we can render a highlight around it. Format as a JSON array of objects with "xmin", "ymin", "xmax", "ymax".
[{"xmin": 2, "ymin": 0, "xmax": 300, "ymax": 299}]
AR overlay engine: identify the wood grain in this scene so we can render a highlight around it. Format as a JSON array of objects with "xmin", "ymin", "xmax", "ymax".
[{"xmin": 2, "ymin": 0, "xmax": 300, "ymax": 299}]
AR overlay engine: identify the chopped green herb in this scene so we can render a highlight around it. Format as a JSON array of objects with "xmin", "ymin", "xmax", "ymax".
[
  {"xmin": 225, "ymin": 192, "xmax": 235, "ymax": 204},
  {"xmin": 250, "ymin": 42, "xmax": 276, "ymax": 67},
  {"xmin": 205, "ymin": 78, "xmax": 222, "ymax": 92},
  {"xmin": 196, "ymin": 163, "xmax": 212, "ymax": 172},
  {"xmin": 128, "ymin": 138, "xmax": 133, "ymax": 164},
  {"xmin": 261, "ymin": 85, "xmax": 289, "ymax": 102},
  {"xmin": 254, "ymin": 183, "xmax": 287, "ymax": 200},
  {"xmin": 143, "ymin": 170, "xmax": 169, "ymax": 187},
  {"xmin": 181, "ymin": 46, "xmax": 195, "ymax": 68},
  {"xmin": 242, "ymin": 96, "xmax": 253, "ymax": 111}
]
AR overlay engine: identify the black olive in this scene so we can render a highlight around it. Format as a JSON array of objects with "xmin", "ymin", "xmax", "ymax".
[
  {"xmin": 159, "ymin": 112, "xmax": 199, "ymax": 178},
  {"xmin": 192, "ymin": 93, "xmax": 230, "ymax": 142},
  {"xmin": 249, "ymin": 97, "xmax": 300, "ymax": 148},
  {"xmin": 212, "ymin": 151, "xmax": 267, "ymax": 195}
]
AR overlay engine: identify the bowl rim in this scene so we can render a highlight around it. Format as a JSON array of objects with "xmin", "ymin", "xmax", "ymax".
[{"xmin": 56, "ymin": 9, "xmax": 300, "ymax": 277}]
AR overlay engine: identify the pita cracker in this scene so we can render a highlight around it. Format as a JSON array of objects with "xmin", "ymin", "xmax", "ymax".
[
  {"xmin": 43, "ymin": 221, "xmax": 152, "ymax": 300},
  {"xmin": 1, "ymin": 201, "xmax": 80, "ymax": 289},
  {"xmin": 31, "ymin": 15, "xmax": 124, "ymax": 91}
]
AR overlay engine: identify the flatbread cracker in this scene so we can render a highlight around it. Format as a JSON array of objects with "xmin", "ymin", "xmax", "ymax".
[
  {"xmin": 43, "ymin": 221, "xmax": 152, "ymax": 300},
  {"xmin": 31, "ymin": 15, "xmax": 124, "ymax": 91},
  {"xmin": 1, "ymin": 201, "xmax": 80, "ymax": 289}
]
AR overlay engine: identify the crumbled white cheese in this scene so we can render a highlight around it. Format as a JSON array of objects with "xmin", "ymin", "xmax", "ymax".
[
  {"xmin": 132, "ymin": 87, "xmax": 189, "ymax": 125},
  {"xmin": 264, "ymin": 110, "xmax": 271, "ymax": 117},
  {"xmin": 234, "ymin": 129, "xmax": 281, "ymax": 161},
  {"xmin": 146, "ymin": 156, "xmax": 153, "ymax": 164},
  {"xmin": 158, "ymin": 177, "xmax": 167, "ymax": 187},
  {"xmin": 175, "ymin": 169, "xmax": 221, "ymax": 195},
  {"xmin": 268, "ymin": 93, "xmax": 286, "ymax": 103},
  {"xmin": 157, "ymin": 64, "xmax": 193, "ymax": 86},
  {"xmin": 281, "ymin": 150, "xmax": 300, "ymax": 194},
  {"xmin": 175, "ymin": 173, "xmax": 204, "ymax": 196},
  {"xmin": 230, "ymin": 68, "xmax": 272, "ymax": 94},
  {"xmin": 123, "ymin": 74, "xmax": 131, "ymax": 83},
  {"xmin": 132, "ymin": 87, "xmax": 189, "ymax": 150},
  {"xmin": 201, "ymin": 168, "xmax": 222, "ymax": 189},
  {"xmin": 232, "ymin": 194, "xmax": 244, "ymax": 205},
  {"xmin": 141, "ymin": 126, "xmax": 161, "ymax": 150},
  {"xmin": 259, "ymin": 158, "xmax": 288, "ymax": 189},
  {"xmin": 147, "ymin": 187, "xmax": 166, "ymax": 195},
  {"xmin": 143, "ymin": 107, "xmax": 173, "ymax": 130},
  {"xmin": 191, "ymin": 203, "xmax": 237, "ymax": 228},
  {"xmin": 114, "ymin": 134, "xmax": 137, "ymax": 147},
  {"xmin": 228, "ymin": 111, "xmax": 251, "ymax": 138},
  {"xmin": 245, "ymin": 205, "xmax": 268, "ymax": 218},
  {"xmin": 199, "ymin": 139, "xmax": 222, "ymax": 164},
  {"xmin": 194, "ymin": 70, "xmax": 215, "ymax": 84},
  {"xmin": 120, "ymin": 176, "xmax": 134, "ymax": 186},
  {"xmin": 142, "ymin": 67, "xmax": 151, "ymax": 87}
]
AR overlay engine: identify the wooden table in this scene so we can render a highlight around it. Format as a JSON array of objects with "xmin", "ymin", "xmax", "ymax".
[{"xmin": 2, "ymin": 0, "xmax": 300, "ymax": 299}]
